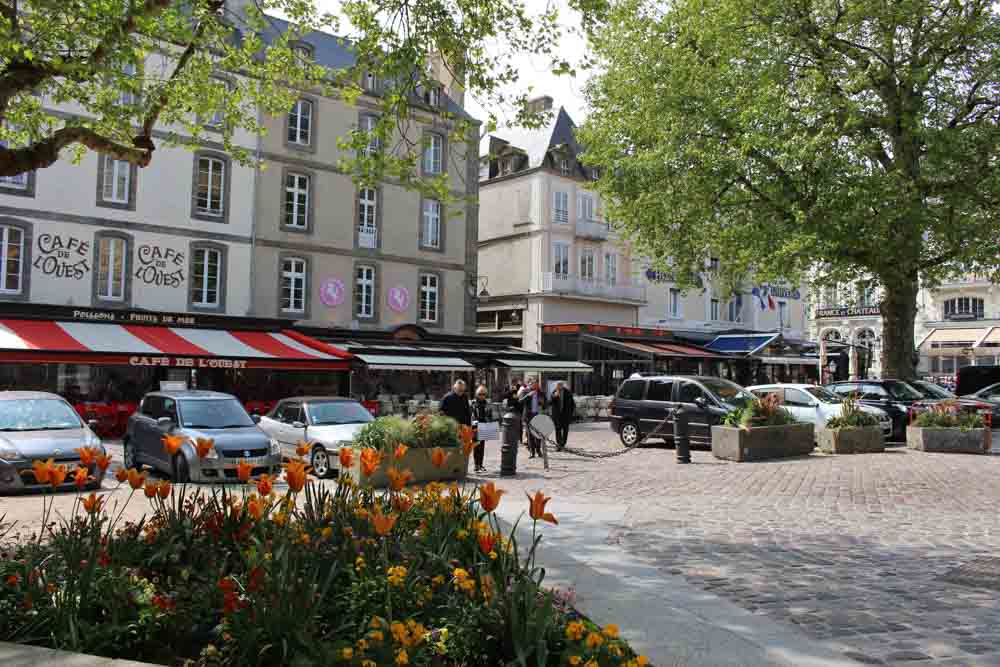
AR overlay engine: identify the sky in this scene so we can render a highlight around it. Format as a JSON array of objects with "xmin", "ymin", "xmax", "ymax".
[{"xmin": 308, "ymin": 0, "xmax": 593, "ymax": 127}]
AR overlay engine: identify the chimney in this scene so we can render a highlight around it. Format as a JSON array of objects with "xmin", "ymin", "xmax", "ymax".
[
  {"xmin": 527, "ymin": 95, "xmax": 554, "ymax": 114},
  {"xmin": 428, "ymin": 50, "xmax": 466, "ymax": 109}
]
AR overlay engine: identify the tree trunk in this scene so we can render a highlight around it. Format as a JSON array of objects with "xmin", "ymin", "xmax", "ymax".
[{"xmin": 879, "ymin": 279, "xmax": 919, "ymax": 380}]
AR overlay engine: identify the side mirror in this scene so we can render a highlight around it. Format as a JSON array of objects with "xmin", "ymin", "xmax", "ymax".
[
  {"xmin": 292, "ymin": 421, "xmax": 305, "ymax": 429},
  {"xmin": 694, "ymin": 397, "xmax": 707, "ymax": 408},
  {"xmin": 251, "ymin": 415, "xmax": 261, "ymax": 424},
  {"xmin": 156, "ymin": 416, "xmax": 174, "ymax": 430},
  {"xmin": 87, "ymin": 419, "xmax": 98, "ymax": 429}
]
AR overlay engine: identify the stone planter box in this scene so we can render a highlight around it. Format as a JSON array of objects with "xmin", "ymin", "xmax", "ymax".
[
  {"xmin": 817, "ymin": 426, "xmax": 885, "ymax": 454},
  {"xmin": 341, "ymin": 446, "xmax": 469, "ymax": 488},
  {"xmin": 906, "ymin": 426, "xmax": 988, "ymax": 454},
  {"xmin": 711, "ymin": 423, "xmax": 815, "ymax": 462}
]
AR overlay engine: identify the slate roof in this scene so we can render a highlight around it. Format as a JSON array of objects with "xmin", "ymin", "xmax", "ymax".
[{"xmin": 480, "ymin": 106, "xmax": 581, "ymax": 168}]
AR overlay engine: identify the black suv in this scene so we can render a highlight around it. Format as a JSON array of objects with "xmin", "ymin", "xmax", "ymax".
[
  {"xmin": 825, "ymin": 380, "xmax": 926, "ymax": 441},
  {"xmin": 610, "ymin": 375, "xmax": 755, "ymax": 447}
]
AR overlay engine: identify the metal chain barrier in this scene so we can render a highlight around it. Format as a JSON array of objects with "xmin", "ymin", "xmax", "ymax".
[{"xmin": 551, "ymin": 414, "xmax": 675, "ymax": 460}]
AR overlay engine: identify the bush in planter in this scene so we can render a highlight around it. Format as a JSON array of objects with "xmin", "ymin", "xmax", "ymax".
[
  {"xmin": 722, "ymin": 392, "xmax": 797, "ymax": 428},
  {"xmin": 353, "ymin": 414, "xmax": 461, "ymax": 453},
  {"xmin": 820, "ymin": 396, "xmax": 884, "ymax": 454},
  {"xmin": 912, "ymin": 401, "xmax": 985, "ymax": 430},
  {"xmin": 0, "ymin": 445, "xmax": 648, "ymax": 667},
  {"xmin": 825, "ymin": 395, "xmax": 879, "ymax": 429}
]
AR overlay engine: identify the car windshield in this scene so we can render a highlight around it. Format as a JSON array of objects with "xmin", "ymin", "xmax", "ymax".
[
  {"xmin": 700, "ymin": 378, "xmax": 754, "ymax": 407},
  {"xmin": 913, "ymin": 381, "xmax": 954, "ymax": 399},
  {"xmin": 0, "ymin": 399, "xmax": 82, "ymax": 431},
  {"xmin": 308, "ymin": 401, "xmax": 374, "ymax": 426},
  {"xmin": 179, "ymin": 399, "xmax": 255, "ymax": 429},
  {"xmin": 883, "ymin": 381, "xmax": 924, "ymax": 401},
  {"xmin": 804, "ymin": 386, "xmax": 842, "ymax": 403}
]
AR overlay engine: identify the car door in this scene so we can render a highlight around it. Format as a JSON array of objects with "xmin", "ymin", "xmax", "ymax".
[
  {"xmin": 275, "ymin": 402, "xmax": 305, "ymax": 456},
  {"xmin": 149, "ymin": 397, "xmax": 178, "ymax": 472},
  {"xmin": 677, "ymin": 380, "xmax": 712, "ymax": 445},
  {"xmin": 614, "ymin": 379, "xmax": 646, "ymax": 428},
  {"xmin": 782, "ymin": 388, "xmax": 818, "ymax": 426},
  {"xmin": 131, "ymin": 396, "xmax": 159, "ymax": 466},
  {"xmin": 641, "ymin": 379, "xmax": 675, "ymax": 440}
]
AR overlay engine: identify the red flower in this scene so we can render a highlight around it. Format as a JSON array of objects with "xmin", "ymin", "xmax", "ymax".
[
  {"xmin": 75, "ymin": 446, "xmax": 98, "ymax": 467},
  {"xmin": 478, "ymin": 532, "xmax": 498, "ymax": 556},
  {"xmin": 236, "ymin": 459, "xmax": 253, "ymax": 483},
  {"xmin": 72, "ymin": 466, "xmax": 90, "ymax": 490},
  {"xmin": 5, "ymin": 574, "xmax": 19, "ymax": 586},
  {"xmin": 95, "ymin": 453, "xmax": 112, "ymax": 472},
  {"xmin": 151, "ymin": 594, "xmax": 176, "ymax": 611},
  {"xmin": 255, "ymin": 473, "xmax": 273, "ymax": 496},
  {"xmin": 247, "ymin": 566, "xmax": 265, "ymax": 593}
]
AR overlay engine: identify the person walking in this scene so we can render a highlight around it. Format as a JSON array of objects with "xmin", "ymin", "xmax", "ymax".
[
  {"xmin": 550, "ymin": 381, "xmax": 575, "ymax": 451},
  {"xmin": 440, "ymin": 379, "xmax": 472, "ymax": 428},
  {"xmin": 471, "ymin": 384, "xmax": 491, "ymax": 473},
  {"xmin": 518, "ymin": 378, "xmax": 546, "ymax": 458}
]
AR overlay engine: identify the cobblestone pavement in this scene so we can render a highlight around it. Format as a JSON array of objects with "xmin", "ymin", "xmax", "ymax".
[{"xmin": 473, "ymin": 422, "xmax": 1000, "ymax": 666}]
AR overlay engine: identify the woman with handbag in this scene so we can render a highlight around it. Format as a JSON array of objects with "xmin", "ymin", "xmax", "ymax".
[{"xmin": 471, "ymin": 384, "xmax": 491, "ymax": 473}]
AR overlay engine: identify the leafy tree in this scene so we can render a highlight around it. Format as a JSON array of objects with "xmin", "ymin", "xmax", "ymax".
[
  {"xmin": 0, "ymin": 0, "xmax": 558, "ymax": 188},
  {"xmin": 577, "ymin": 0, "xmax": 1000, "ymax": 378}
]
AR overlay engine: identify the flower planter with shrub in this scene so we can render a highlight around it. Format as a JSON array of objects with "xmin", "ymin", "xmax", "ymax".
[
  {"xmin": 712, "ymin": 392, "xmax": 815, "ymax": 462},
  {"xmin": 341, "ymin": 414, "xmax": 473, "ymax": 488},
  {"xmin": 906, "ymin": 402, "xmax": 988, "ymax": 454},
  {"xmin": 0, "ymin": 440, "xmax": 650, "ymax": 667},
  {"xmin": 818, "ymin": 396, "xmax": 885, "ymax": 454}
]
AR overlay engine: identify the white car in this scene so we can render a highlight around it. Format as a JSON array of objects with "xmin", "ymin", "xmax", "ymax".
[
  {"xmin": 257, "ymin": 397, "xmax": 374, "ymax": 478},
  {"xmin": 746, "ymin": 384, "xmax": 892, "ymax": 437}
]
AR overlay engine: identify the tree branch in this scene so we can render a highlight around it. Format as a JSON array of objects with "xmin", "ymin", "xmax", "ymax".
[{"xmin": 0, "ymin": 126, "xmax": 153, "ymax": 176}]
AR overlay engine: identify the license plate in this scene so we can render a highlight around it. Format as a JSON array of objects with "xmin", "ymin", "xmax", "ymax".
[{"xmin": 236, "ymin": 457, "xmax": 269, "ymax": 467}]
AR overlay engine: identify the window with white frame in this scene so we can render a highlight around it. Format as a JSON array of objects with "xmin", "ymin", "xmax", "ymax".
[
  {"xmin": 422, "ymin": 199, "xmax": 441, "ymax": 249},
  {"xmin": 97, "ymin": 236, "xmax": 127, "ymax": 301},
  {"xmin": 857, "ymin": 284, "xmax": 875, "ymax": 306},
  {"xmin": 423, "ymin": 134, "xmax": 443, "ymax": 174},
  {"xmin": 101, "ymin": 156, "xmax": 131, "ymax": 204},
  {"xmin": 365, "ymin": 71, "xmax": 378, "ymax": 92},
  {"xmin": 579, "ymin": 194, "xmax": 595, "ymax": 221},
  {"xmin": 944, "ymin": 297, "xmax": 984, "ymax": 319},
  {"xmin": 287, "ymin": 99, "xmax": 313, "ymax": 146},
  {"xmin": 358, "ymin": 188, "xmax": 377, "ymax": 247},
  {"xmin": 0, "ymin": 139, "xmax": 27, "ymax": 189},
  {"xmin": 118, "ymin": 62, "xmax": 137, "ymax": 106},
  {"xmin": 669, "ymin": 288, "xmax": 681, "ymax": 318},
  {"xmin": 280, "ymin": 257, "xmax": 307, "ymax": 313},
  {"xmin": 0, "ymin": 226, "xmax": 24, "ymax": 294},
  {"xmin": 355, "ymin": 265, "xmax": 375, "ymax": 318},
  {"xmin": 710, "ymin": 298, "xmax": 720, "ymax": 321},
  {"xmin": 559, "ymin": 158, "xmax": 571, "ymax": 176},
  {"xmin": 778, "ymin": 301, "xmax": 788, "ymax": 327},
  {"xmin": 419, "ymin": 274, "xmax": 439, "ymax": 323},
  {"xmin": 604, "ymin": 253, "xmax": 617, "ymax": 286},
  {"xmin": 196, "ymin": 156, "xmax": 225, "ymax": 216},
  {"xmin": 360, "ymin": 115, "xmax": 380, "ymax": 156},
  {"xmin": 191, "ymin": 247, "xmax": 222, "ymax": 308},
  {"xmin": 580, "ymin": 248, "xmax": 595, "ymax": 281},
  {"xmin": 284, "ymin": 172, "xmax": 310, "ymax": 229},
  {"xmin": 553, "ymin": 191, "xmax": 569, "ymax": 223},
  {"xmin": 553, "ymin": 242, "xmax": 570, "ymax": 278},
  {"xmin": 727, "ymin": 297, "xmax": 742, "ymax": 322},
  {"xmin": 424, "ymin": 85, "xmax": 441, "ymax": 107}
]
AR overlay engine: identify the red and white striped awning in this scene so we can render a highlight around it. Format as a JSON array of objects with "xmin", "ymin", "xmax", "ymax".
[{"xmin": 0, "ymin": 319, "xmax": 351, "ymax": 370}]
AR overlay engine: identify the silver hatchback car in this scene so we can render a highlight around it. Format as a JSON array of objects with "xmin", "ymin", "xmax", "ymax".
[
  {"xmin": 0, "ymin": 391, "xmax": 106, "ymax": 493},
  {"xmin": 125, "ymin": 391, "xmax": 281, "ymax": 483}
]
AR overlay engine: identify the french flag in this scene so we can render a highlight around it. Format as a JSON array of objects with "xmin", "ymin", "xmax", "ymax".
[
  {"xmin": 752, "ymin": 286, "xmax": 766, "ymax": 310},
  {"xmin": 768, "ymin": 293, "xmax": 776, "ymax": 310}
]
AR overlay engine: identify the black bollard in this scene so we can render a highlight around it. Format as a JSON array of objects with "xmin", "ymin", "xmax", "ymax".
[
  {"xmin": 674, "ymin": 406, "xmax": 691, "ymax": 464},
  {"xmin": 500, "ymin": 411, "xmax": 521, "ymax": 477}
]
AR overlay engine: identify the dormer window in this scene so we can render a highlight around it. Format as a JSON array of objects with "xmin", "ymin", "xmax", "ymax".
[
  {"xmin": 499, "ymin": 157, "xmax": 513, "ymax": 176},
  {"xmin": 590, "ymin": 168, "xmax": 601, "ymax": 181},
  {"xmin": 365, "ymin": 71, "xmax": 378, "ymax": 93},
  {"xmin": 423, "ymin": 85, "xmax": 441, "ymax": 107},
  {"xmin": 559, "ymin": 158, "xmax": 571, "ymax": 176},
  {"xmin": 292, "ymin": 43, "xmax": 313, "ymax": 62}
]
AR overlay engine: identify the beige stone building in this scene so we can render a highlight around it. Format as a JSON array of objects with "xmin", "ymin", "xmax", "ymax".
[
  {"xmin": 248, "ymin": 17, "xmax": 479, "ymax": 337},
  {"xmin": 476, "ymin": 97, "xmax": 645, "ymax": 351}
]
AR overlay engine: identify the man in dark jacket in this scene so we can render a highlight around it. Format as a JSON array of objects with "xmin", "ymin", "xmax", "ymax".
[
  {"xmin": 518, "ymin": 378, "xmax": 546, "ymax": 458},
  {"xmin": 440, "ymin": 379, "xmax": 472, "ymax": 427},
  {"xmin": 550, "ymin": 381, "xmax": 575, "ymax": 451}
]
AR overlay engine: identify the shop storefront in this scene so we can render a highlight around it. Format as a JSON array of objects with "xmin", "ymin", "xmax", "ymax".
[
  {"xmin": 704, "ymin": 333, "xmax": 820, "ymax": 386},
  {"xmin": 918, "ymin": 326, "xmax": 999, "ymax": 383},
  {"xmin": 0, "ymin": 303, "xmax": 351, "ymax": 435}
]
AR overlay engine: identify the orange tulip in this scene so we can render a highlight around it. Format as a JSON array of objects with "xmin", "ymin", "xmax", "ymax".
[
  {"xmin": 370, "ymin": 506, "xmax": 398, "ymax": 536},
  {"xmin": 236, "ymin": 459, "xmax": 253, "ymax": 483},
  {"xmin": 72, "ymin": 466, "xmax": 90, "ymax": 490},
  {"xmin": 95, "ymin": 453, "xmax": 112, "ymax": 472},
  {"xmin": 115, "ymin": 467, "xmax": 128, "ymax": 483},
  {"xmin": 386, "ymin": 467, "xmax": 413, "ymax": 492},
  {"xmin": 31, "ymin": 458, "xmax": 53, "ymax": 484},
  {"xmin": 49, "ymin": 463, "xmax": 68, "ymax": 488},
  {"xmin": 295, "ymin": 441, "xmax": 311, "ymax": 458},
  {"xmin": 360, "ymin": 448, "xmax": 382, "ymax": 477},
  {"xmin": 527, "ymin": 491, "xmax": 558, "ymax": 525},
  {"xmin": 75, "ymin": 446, "xmax": 98, "ymax": 467},
  {"xmin": 127, "ymin": 468, "xmax": 147, "ymax": 490},
  {"xmin": 82, "ymin": 492, "xmax": 103, "ymax": 514},
  {"xmin": 246, "ymin": 494, "xmax": 266, "ymax": 520},
  {"xmin": 194, "ymin": 437, "xmax": 215, "ymax": 459},
  {"xmin": 460, "ymin": 425, "xmax": 476, "ymax": 457},
  {"xmin": 157, "ymin": 480, "xmax": 171, "ymax": 499},
  {"xmin": 256, "ymin": 473, "xmax": 273, "ymax": 496},
  {"xmin": 393, "ymin": 443, "xmax": 409, "ymax": 460},
  {"xmin": 479, "ymin": 482, "xmax": 504, "ymax": 513},
  {"xmin": 144, "ymin": 480, "xmax": 158, "ymax": 498},
  {"xmin": 430, "ymin": 447, "xmax": 449, "ymax": 469},
  {"xmin": 162, "ymin": 434, "xmax": 185, "ymax": 457},
  {"xmin": 478, "ymin": 531, "xmax": 497, "ymax": 555},
  {"xmin": 392, "ymin": 493, "xmax": 414, "ymax": 513},
  {"xmin": 339, "ymin": 447, "xmax": 354, "ymax": 468},
  {"xmin": 285, "ymin": 459, "xmax": 309, "ymax": 493}
]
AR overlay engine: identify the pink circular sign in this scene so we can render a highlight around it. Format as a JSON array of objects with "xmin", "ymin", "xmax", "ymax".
[
  {"xmin": 319, "ymin": 277, "xmax": 346, "ymax": 307},
  {"xmin": 387, "ymin": 285, "xmax": 410, "ymax": 313}
]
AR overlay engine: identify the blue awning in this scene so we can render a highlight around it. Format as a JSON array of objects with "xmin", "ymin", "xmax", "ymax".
[{"xmin": 705, "ymin": 334, "xmax": 779, "ymax": 355}]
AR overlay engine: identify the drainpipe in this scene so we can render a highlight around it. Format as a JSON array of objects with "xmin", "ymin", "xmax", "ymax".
[{"xmin": 247, "ymin": 105, "xmax": 262, "ymax": 316}]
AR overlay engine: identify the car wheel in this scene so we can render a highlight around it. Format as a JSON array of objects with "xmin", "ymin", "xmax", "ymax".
[
  {"xmin": 123, "ymin": 438, "xmax": 139, "ymax": 470},
  {"xmin": 619, "ymin": 421, "xmax": 641, "ymax": 448},
  {"xmin": 174, "ymin": 455, "xmax": 191, "ymax": 483},
  {"xmin": 311, "ymin": 446, "xmax": 331, "ymax": 479}
]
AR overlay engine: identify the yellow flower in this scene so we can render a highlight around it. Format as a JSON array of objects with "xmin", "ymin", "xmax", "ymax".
[
  {"xmin": 637, "ymin": 657, "xmax": 649, "ymax": 666},
  {"xmin": 387, "ymin": 565, "xmax": 408, "ymax": 587},
  {"xmin": 603, "ymin": 623, "xmax": 620, "ymax": 639},
  {"xmin": 565, "ymin": 621, "xmax": 585, "ymax": 641},
  {"xmin": 431, "ymin": 574, "xmax": 445, "ymax": 587},
  {"xmin": 356, "ymin": 639, "xmax": 369, "ymax": 651},
  {"xmin": 585, "ymin": 631, "xmax": 604, "ymax": 649},
  {"xmin": 355, "ymin": 556, "xmax": 366, "ymax": 572},
  {"xmin": 609, "ymin": 645, "xmax": 624, "ymax": 657},
  {"xmin": 456, "ymin": 529, "xmax": 468, "ymax": 540},
  {"xmin": 569, "ymin": 657, "xmax": 582, "ymax": 666},
  {"xmin": 299, "ymin": 532, "xmax": 311, "ymax": 545},
  {"xmin": 321, "ymin": 526, "xmax": 333, "ymax": 540},
  {"xmin": 361, "ymin": 661, "xmax": 376, "ymax": 667},
  {"xmin": 395, "ymin": 648, "xmax": 409, "ymax": 665},
  {"xmin": 340, "ymin": 647, "xmax": 354, "ymax": 660},
  {"xmin": 585, "ymin": 661, "xmax": 598, "ymax": 667},
  {"xmin": 369, "ymin": 630, "xmax": 384, "ymax": 642}
]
